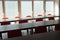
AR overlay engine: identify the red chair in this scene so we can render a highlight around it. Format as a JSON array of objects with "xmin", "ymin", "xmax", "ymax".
[
  {"xmin": 47, "ymin": 14, "xmax": 54, "ymax": 20},
  {"xmin": 47, "ymin": 17, "xmax": 55, "ymax": 32},
  {"xmin": 35, "ymin": 26, "xmax": 47, "ymax": 33},
  {"xmin": 19, "ymin": 20, "xmax": 27, "ymax": 23},
  {"xmin": 48, "ymin": 17, "xmax": 54, "ymax": 20},
  {"xmin": 15, "ymin": 16, "xmax": 26, "ymax": 24},
  {"xmin": 18, "ymin": 16, "xmax": 28, "ymax": 35},
  {"xmin": 1, "ymin": 22, "xmax": 10, "ymax": 25},
  {"xmin": 36, "ymin": 14, "xmax": 43, "ymax": 21},
  {"xmin": 35, "ymin": 15, "xmax": 47, "ymax": 33},
  {"xmin": 8, "ymin": 29, "xmax": 22, "ymax": 38},
  {"xmin": 55, "ymin": 24, "xmax": 60, "ymax": 30},
  {"xmin": 19, "ymin": 15, "xmax": 31, "ymax": 23},
  {"xmin": 1, "ymin": 18, "xmax": 10, "ymax": 25},
  {"xmin": 36, "ymin": 18, "xmax": 43, "ymax": 22}
]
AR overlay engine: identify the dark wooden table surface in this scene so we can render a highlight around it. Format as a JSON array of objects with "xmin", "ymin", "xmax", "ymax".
[{"xmin": 3, "ymin": 30, "xmax": 60, "ymax": 40}]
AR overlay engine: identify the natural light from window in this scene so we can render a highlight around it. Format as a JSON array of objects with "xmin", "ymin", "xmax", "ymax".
[{"xmin": 5, "ymin": 0, "xmax": 18, "ymax": 19}]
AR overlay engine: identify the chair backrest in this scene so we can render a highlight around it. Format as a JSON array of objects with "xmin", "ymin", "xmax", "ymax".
[
  {"xmin": 36, "ymin": 18, "xmax": 43, "ymax": 22},
  {"xmin": 48, "ymin": 17, "xmax": 54, "ymax": 20},
  {"xmin": 1, "ymin": 22, "xmax": 10, "ymax": 25},
  {"xmin": 19, "ymin": 20, "xmax": 27, "ymax": 23},
  {"xmin": 1, "ymin": 18, "xmax": 10, "ymax": 25},
  {"xmin": 19, "ymin": 15, "xmax": 31, "ymax": 23},
  {"xmin": 36, "ymin": 14, "xmax": 43, "ymax": 22}
]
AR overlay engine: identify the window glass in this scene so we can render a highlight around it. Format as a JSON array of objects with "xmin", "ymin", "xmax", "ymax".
[
  {"xmin": 46, "ymin": 1, "xmax": 54, "ymax": 17},
  {"xmin": 34, "ymin": 0, "xmax": 44, "ymax": 18},
  {"xmin": 5, "ymin": 0, "xmax": 18, "ymax": 19},
  {"xmin": 21, "ymin": 0, "xmax": 32, "ymax": 18},
  {"xmin": 0, "ymin": 1, "xmax": 3, "ymax": 19},
  {"xmin": 55, "ymin": 0, "xmax": 59, "ymax": 16}
]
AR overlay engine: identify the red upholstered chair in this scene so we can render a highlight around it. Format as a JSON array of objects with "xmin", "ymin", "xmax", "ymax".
[
  {"xmin": 19, "ymin": 16, "xmax": 29, "ymax": 36},
  {"xmin": 54, "ymin": 17, "xmax": 60, "ymax": 30},
  {"xmin": 47, "ymin": 17, "xmax": 54, "ymax": 24},
  {"xmin": 36, "ymin": 18, "xmax": 43, "ymax": 22},
  {"xmin": 1, "ymin": 22, "xmax": 10, "ymax": 25},
  {"xmin": 8, "ymin": 29, "xmax": 22, "ymax": 38},
  {"xmin": 1, "ymin": 18, "xmax": 10, "ymax": 25},
  {"xmin": 36, "ymin": 14, "xmax": 43, "ymax": 21},
  {"xmin": 55, "ymin": 24, "xmax": 60, "ymax": 30},
  {"xmin": 19, "ymin": 20, "xmax": 28, "ymax": 36},
  {"xmin": 48, "ymin": 17, "xmax": 54, "ymax": 20},
  {"xmin": 46, "ymin": 14, "xmax": 55, "ymax": 32},
  {"xmin": 19, "ymin": 20, "xmax": 27, "ymax": 23},
  {"xmin": 15, "ymin": 16, "xmax": 27, "ymax": 24},
  {"xmin": 47, "ymin": 14, "xmax": 54, "ymax": 20},
  {"xmin": 35, "ymin": 26, "xmax": 47, "ymax": 33},
  {"xmin": 35, "ymin": 14, "xmax": 47, "ymax": 33},
  {"xmin": 19, "ymin": 15, "xmax": 31, "ymax": 23}
]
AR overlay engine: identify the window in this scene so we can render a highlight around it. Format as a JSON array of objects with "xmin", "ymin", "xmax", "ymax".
[
  {"xmin": 34, "ymin": 0, "xmax": 44, "ymax": 18},
  {"xmin": 21, "ymin": 0, "xmax": 32, "ymax": 18},
  {"xmin": 55, "ymin": 0, "xmax": 59, "ymax": 16},
  {"xmin": 5, "ymin": 0, "xmax": 18, "ymax": 19},
  {"xmin": 46, "ymin": 0, "xmax": 54, "ymax": 17},
  {"xmin": 0, "ymin": 0, "xmax": 3, "ymax": 19}
]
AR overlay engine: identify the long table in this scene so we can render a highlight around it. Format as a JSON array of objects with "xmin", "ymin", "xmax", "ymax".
[
  {"xmin": 3, "ymin": 30, "xmax": 60, "ymax": 40},
  {"xmin": 0, "ymin": 20, "xmax": 59, "ymax": 32},
  {"xmin": 0, "ymin": 20, "xmax": 59, "ymax": 39}
]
